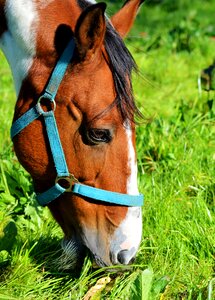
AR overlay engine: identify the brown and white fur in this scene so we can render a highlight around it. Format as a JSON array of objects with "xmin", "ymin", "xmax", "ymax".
[{"xmin": 0, "ymin": 0, "xmax": 144, "ymax": 267}]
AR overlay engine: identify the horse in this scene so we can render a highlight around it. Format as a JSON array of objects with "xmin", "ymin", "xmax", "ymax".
[{"xmin": 0, "ymin": 0, "xmax": 145, "ymax": 267}]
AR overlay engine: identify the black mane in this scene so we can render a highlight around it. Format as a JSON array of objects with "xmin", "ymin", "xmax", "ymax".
[
  {"xmin": 78, "ymin": 0, "xmax": 142, "ymax": 122},
  {"xmin": 104, "ymin": 22, "xmax": 142, "ymax": 122}
]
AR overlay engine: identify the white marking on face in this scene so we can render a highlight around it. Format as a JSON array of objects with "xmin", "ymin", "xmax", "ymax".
[
  {"xmin": 0, "ymin": 0, "xmax": 38, "ymax": 95},
  {"xmin": 86, "ymin": 0, "xmax": 97, "ymax": 4},
  {"xmin": 110, "ymin": 205, "xmax": 142, "ymax": 264},
  {"xmin": 125, "ymin": 122, "xmax": 139, "ymax": 195},
  {"xmin": 110, "ymin": 122, "xmax": 142, "ymax": 264}
]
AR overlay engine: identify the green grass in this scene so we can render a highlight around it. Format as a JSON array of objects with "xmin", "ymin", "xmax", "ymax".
[{"xmin": 0, "ymin": 0, "xmax": 215, "ymax": 299}]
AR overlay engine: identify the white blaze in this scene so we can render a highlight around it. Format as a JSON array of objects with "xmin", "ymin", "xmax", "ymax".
[
  {"xmin": 0, "ymin": 0, "xmax": 38, "ymax": 95},
  {"xmin": 86, "ymin": 0, "xmax": 97, "ymax": 3},
  {"xmin": 125, "ymin": 123, "xmax": 139, "ymax": 195},
  {"xmin": 110, "ymin": 123, "xmax": 142, "ymax": 264}
]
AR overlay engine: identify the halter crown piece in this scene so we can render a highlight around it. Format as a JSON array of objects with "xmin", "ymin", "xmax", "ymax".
[{"xmin": 11, "ymin": 39, "xmax": 144, "ymax": 207}]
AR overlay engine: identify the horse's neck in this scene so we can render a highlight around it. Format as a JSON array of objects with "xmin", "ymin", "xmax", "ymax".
[
  {"xmin": 0, "ymin": 0, "xmax": 82, "ymax": 97},
  {"xmin": 0, "ymin": 0, "xmax": 38, "ymax": 96}
]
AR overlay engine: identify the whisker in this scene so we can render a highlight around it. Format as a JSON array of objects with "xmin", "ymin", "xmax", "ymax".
[{"xmin": 54, "ymin": 240, "xmax": 78, "ymax": 271}]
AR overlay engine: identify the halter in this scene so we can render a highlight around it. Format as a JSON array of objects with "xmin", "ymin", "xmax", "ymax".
[{"xmin": 11, "ymin": 39, "xmax": 144, "ymax": 207}]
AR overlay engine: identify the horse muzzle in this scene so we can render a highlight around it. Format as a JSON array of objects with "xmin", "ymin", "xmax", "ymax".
[{"xmin": 79, "ymin": 206, "xmax": 142, "ymax": 267}]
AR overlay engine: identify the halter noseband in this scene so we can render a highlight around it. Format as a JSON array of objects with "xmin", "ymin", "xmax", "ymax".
[{"xmin": 11, "ymin": 39, "xmax": 144, "ymax": 207}]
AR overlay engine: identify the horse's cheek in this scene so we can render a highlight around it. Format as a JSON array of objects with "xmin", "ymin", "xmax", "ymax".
[{"xmin": 13, "ymin": 123, "xmax": 54, "ymax": 180}]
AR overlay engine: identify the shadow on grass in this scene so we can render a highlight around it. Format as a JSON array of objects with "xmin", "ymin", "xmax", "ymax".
[{"xmin": 0, "ymin": 232, "xmax": 85, "ymax": 281}]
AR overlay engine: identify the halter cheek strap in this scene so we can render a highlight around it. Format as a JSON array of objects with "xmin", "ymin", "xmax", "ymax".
[{"xmin": 11, "ymin": 39, "xmax": 144, "ymax": 207}]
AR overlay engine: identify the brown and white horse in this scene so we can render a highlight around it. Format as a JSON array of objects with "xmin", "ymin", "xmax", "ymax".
[{"xmin": 0, "ymin": 0, "xmax": 144, "ymax": 267}]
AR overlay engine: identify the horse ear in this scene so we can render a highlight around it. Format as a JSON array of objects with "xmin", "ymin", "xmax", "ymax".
[
  {"xmin": 75, "ymin": 3, "xmax": 106, "ymax": 61},
  {"xmin": 111, "ymin": 0, "xmax": 145, "ymax": 38}
]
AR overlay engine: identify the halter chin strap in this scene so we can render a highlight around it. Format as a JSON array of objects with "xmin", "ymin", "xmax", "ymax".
[{"xmin": 11, "ymin": 39, "xmax": 144, "ymax": 207}]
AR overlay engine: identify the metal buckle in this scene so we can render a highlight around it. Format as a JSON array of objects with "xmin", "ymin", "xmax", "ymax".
[
  {"xmin": 38, "ymin": 95, "xmax": 56, "ymax": 113},
  {"xmin": 55, "ymin": 174, "xmax": 79, "ymax": 192}
]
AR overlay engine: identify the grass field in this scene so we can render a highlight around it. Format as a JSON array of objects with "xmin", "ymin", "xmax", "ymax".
[{"xmin": 0, "ymin": 0, "xmax": 215, "ymax": 299}]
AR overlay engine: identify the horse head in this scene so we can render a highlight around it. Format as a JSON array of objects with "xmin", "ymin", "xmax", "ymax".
[{"xmin": 0, "ymin": 0, "xmax": 144, "ymax": 267}]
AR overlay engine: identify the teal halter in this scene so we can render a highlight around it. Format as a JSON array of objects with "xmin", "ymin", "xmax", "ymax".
[{"xmin": 11, "ymin": 39, "xmax": 144, "ymax": 207}]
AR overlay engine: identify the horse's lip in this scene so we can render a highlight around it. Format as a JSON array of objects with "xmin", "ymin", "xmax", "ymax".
[
  {"xmin": 61, "ymin": 238, "xmax": 135, "ymax": 272},
  {"xmin": 91, "ymin": 252, "xmax": 135, "ymax": 272},
  {"xmin": 92, "ymin": 253, "xmax": 109, "ymax": 268}
]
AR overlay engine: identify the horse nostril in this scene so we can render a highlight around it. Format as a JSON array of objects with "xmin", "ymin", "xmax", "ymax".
[{"xmin": 117, "ymin": 249, "xmax": 135, "ymax": 265}]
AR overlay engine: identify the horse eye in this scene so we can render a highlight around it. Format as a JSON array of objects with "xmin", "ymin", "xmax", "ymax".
[{"xmin": 87, "ymin": 128, "xmax": 112, "ymax": 144}]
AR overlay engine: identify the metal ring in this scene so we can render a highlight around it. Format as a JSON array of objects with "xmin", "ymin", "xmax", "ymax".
[
  {"xmin": 38, "ymin": 95, "xmax": 56, "ymax": 112},
  {"xmin": 55, "ymin": 174, "xmax": 79, "ymax": 192}
]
